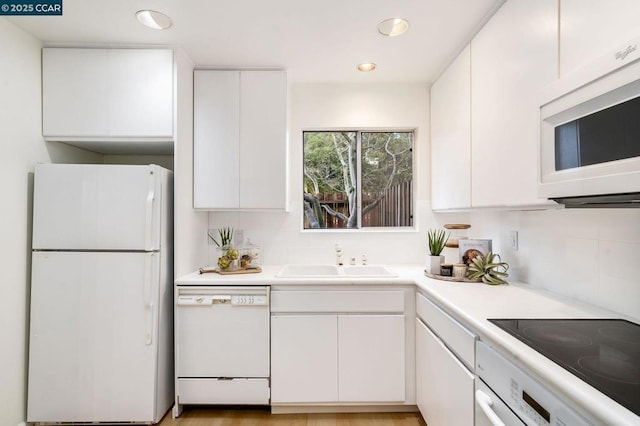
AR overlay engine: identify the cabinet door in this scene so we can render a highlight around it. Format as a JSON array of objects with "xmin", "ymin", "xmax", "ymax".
[
  {"xmin": 193, "ymin": 70, "xmax": 287, "ymax": 210},
  {"xmin": 42, "ymin": 48, "xmax": 173, "ymax": 139},
  {"xmin": 471, "ymin": 0, "xmax": 557, "ymax": 207},
  {"xmin": 430, "ymin": 45, "xmax": 471, "ymax": 210},
  {"xmin": 338, "ymin": 315, "xmax": 405, "ymax": 402},
  {"xmin": 42, "ymin": 48, "xmax": 109, "ymax": 137},
  {"xmin": 239, "ymin": 71, "xmax": 287, "ymax": 209},
  {"xmin": 560, "ymin": 0, "xmax": 640, "ymax": 76},
  {"xmin": 270, "ymin": 315, "xmax": 338, "ymax": 403},
  {"xmin": 107, "ymin": 49, "xmax": 173, "ymax": 137},
  {"xmin": 416, "ymin": 318, "xmax": 474, "ymax": 426},
  {"xmin": 193, "ymin": 70, "xmax": 241, "ymax": 209}
]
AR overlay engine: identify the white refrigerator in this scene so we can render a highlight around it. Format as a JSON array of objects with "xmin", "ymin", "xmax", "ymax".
[{"xmin": 27, "ymin": 163, "xmax": 174, "ymax": 424}]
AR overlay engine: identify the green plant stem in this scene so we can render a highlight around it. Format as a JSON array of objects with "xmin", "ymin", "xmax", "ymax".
[{"xmin": 427, "ymin": 229, "xmax": 449, "ymax": 255}]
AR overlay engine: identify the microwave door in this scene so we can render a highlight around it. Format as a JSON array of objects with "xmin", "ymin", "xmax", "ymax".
[{"xmin": 539, "ymin": 55, "xmax": 640, "ymax": 202}]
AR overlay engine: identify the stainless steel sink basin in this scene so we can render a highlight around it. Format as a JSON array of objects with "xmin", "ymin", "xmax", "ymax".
[
  {"xmin": 275, "ymin": 264, "xmax": 340, "ymax": 277},
  {"xmin": 341, "ymin": 265, "xmax": 397, "ymax": 277},
  {"xmin": 276, "ymin": 264, "xmax": 397, "ymax": 278}
]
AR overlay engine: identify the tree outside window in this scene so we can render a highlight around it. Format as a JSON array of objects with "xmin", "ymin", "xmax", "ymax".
[{"xmin": 303, "ymin": 130, "xmax": 413, "ymax": 229}]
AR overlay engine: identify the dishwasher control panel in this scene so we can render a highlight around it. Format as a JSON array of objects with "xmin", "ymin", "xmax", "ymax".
[
  {"xmin": 231, "ymin": 295, "xmax": 268, "ymax": 305},
  {"xmin": 177, "ymin": 287, "xmax": 270, "ymax": 307}
]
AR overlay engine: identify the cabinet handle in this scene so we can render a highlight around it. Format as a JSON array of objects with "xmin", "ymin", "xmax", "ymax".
[{"xmin": 475, "ymin": 390, "xmax": 506, "ymax": 426}]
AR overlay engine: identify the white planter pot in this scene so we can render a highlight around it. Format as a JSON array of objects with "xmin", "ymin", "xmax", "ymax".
[{"xmin": 426, "ymin": 255, "xmax": 444, "ymax": 275}]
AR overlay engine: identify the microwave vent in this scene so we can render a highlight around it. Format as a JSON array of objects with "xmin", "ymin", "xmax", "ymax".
[{"xmin": 551, "ymin": 192, "xmax": 640, "ymax": 208}]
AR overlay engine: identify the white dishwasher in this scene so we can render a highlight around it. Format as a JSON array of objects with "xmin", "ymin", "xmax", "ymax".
[{"xmin": 174, "ymin": 286, "xmax": 270, "ymax": 416}]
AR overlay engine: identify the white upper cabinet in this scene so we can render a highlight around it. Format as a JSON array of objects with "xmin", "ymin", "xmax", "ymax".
[
  {"xmin": 470, "ymin": 0, "xmax": 558, "ymax": 208},
  {"xmin": 42, "ymin": 48, "xmax": 173, "ymax": 149},
  {"xmin": 193, "ymin": 70, "xmax": 287, "ymax": 210},
  {"xmin": 193, "ymin": 71, "xmax": 240, "ymax": 209},
  {"xmin": 560, "ymin": 0, "xmax": 640, "ymax": 77},
  {"xmin": 430, "ymin": 1, "xmax": 557, "ymax": 210},
  {"xmin": 430, "ymin": 45, "xmax": 471, "ymax": 210}
]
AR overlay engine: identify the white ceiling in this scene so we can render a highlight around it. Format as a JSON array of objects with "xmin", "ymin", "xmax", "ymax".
[{"xmin": 7, "ymin": 0, "xmax": 504, "ymax": 83}]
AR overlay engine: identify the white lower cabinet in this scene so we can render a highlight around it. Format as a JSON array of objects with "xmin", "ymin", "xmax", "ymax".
[
  {"xmin": 271, "ymin": 313, "xmax": 405, "ymax": 404},
  {"xmin": 271, "ymin": 315, "xmax": 338, "ymax": 403},
  {"xmin": 338, "ymin": 315, "xmax": 405, "ymax": 402},
  {"xmin": 416, "ymin": 293, "xmax": 476, "ymax": 426},
  {"xmin": 270, "ymin": 288, "xmax": 409, "ymax": 406},
  {"xmin": 416, "ymin": 319, "xmax": 474, "ymax": 426}
]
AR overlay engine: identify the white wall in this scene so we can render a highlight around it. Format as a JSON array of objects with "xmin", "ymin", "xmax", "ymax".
[
  {"xmin": 174, "ymin": 49, "xmax": 209, "ymax": 277},
  {"xmin": 0, "ymin": 18, "xmax": 101, "ymax": 426},
  {"xmin": 442, "ymin": 208, "xmax": 640, "ymax": 322},
  {"xmin": 207, "ymin": 82, "xmax": 450, "ymax": 265}
]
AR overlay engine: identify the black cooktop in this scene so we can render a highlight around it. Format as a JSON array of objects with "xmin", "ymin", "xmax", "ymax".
[{"xmin": 489, "ymin": 319, "xmax": 640, "ymax": 417}]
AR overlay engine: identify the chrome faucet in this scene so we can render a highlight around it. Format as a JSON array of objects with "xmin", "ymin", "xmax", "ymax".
[{"xmin": 335, "ymin": 243, "xmax": 344, "ymax": 266}]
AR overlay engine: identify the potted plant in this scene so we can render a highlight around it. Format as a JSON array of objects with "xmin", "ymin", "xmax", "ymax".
[
  {"xmin": 426, "ymin": 229, "xmax": 449, "ymax": 275},
  {"xmin": 208, "ymin": 227, "xmax": 239, "ymax": 270},
  {"xmin": 466, "ymin": 251, "xmax": 509, "ymax": 285}
]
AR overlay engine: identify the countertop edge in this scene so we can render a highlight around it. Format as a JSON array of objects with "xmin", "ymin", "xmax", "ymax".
[{"xmin": 175, "ymin": 265, "xmax": 640, "ymax": 425}]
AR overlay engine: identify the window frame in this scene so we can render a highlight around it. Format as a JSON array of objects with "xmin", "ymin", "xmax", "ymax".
[{"xmin": 301, "ymin": 128, "xmax": 416, "ymax": 232}]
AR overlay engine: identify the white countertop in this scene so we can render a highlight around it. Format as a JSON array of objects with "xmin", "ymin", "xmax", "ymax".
[{"xmin": 175, "ymin": 265, "xmax": 640, "ymax": 425}]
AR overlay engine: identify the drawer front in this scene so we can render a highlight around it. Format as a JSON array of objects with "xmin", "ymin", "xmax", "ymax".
[
  {"xmin": 177, "ymin": 378, "xmax": 270, "ymax": 405},
  {"xmin": 271, "ymin": 290, "xmax": 405, "ymax": 313},
  {"xmin": 416, "ymin": 292, "xmax": 476, "ymax": 369}
]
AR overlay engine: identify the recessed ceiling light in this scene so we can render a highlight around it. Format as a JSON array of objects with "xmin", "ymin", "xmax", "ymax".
[
  {"xmin": 377, "ymin": 18, "xmax": 409, "ymax": 37},
  {"xmin": 357, "ymin": 63, "xmax": 376, "ymax": 72},
  {"xmin": 136, "ymin": 10, "xmax": 172, "ymax": 30}
]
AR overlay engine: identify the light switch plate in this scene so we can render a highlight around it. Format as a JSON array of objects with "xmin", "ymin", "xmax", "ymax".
[{"xmin": 508, "ymin": 230, "xmax": 518, "ymax": 251}]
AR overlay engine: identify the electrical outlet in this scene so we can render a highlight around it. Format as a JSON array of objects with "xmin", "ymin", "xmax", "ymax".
[{"xmin": 508, "ymin": 231, "xmax": 518, "ymax": 251}]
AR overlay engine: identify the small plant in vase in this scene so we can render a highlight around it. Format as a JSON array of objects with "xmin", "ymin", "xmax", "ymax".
[
  {"xmin": 208, "ymin": 227, "xmax": 238, "ymax": 270},
  {"xmin": 426, "ymin": 229, "xmax": 449, "ymax": 275},
  {"xmin": 466, "ymin": 251, "xmax": 509, "ymax": 285}
]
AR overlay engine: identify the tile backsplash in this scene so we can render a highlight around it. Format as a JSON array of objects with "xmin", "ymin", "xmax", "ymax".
[
  {"xmin": 460, "ymin": 208, "xmax": 640, "ymax": 321},
  {"xmin": 208, "ymin": 205, "xmax": 639, "ymax": 321}
]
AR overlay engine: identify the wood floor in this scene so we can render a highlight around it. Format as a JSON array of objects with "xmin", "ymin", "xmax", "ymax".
[{"xmin": 159, "ymin": 407, "xmax": 427, "ymax": 425}]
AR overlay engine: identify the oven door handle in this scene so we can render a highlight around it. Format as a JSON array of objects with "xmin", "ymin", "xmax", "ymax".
[{"xmin": 476, "ymin": 389, "xmax": 506, "ymax": 426}]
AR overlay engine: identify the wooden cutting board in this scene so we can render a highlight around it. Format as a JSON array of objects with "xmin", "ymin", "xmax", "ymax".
[{"xmin": 199, "ymin": 266, "xmax": 262, "ymax": 275}]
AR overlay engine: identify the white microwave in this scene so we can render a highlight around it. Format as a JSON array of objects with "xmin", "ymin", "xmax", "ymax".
[{"xmin": 539, "ymin": 36, "xmax": 640, "ymax": 207}]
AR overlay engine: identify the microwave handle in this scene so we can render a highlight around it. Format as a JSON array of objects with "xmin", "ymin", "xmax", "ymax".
[{"xmin": 476, "ymin": 390, "xmax": 506, "ymax": 426}]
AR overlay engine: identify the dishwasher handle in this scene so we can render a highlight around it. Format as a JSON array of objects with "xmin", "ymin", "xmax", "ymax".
[{"xmin": 476, "ymin": 390, "xmax": 506, "ymax": 426}]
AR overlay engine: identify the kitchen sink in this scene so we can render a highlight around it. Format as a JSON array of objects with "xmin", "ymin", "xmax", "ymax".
[
  {"xmin": 341, "ymin": 265, "xmax": 397, "ymax": 277},
  {"xmin": 275, "ymin": 264, "xmax": 340, "ymax": 277},
  {"xmin": 276, "ymin": 264, "xmax": 397, "ymax": 278}
]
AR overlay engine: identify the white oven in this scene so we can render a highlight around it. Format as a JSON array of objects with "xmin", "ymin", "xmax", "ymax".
[
  {"xmin": 539, "ymin": 34, "xmax": 640, "ymax": 207},
  {"xmin": 174, "ymin": 286, "xmax": 270, "ymax": 416},
  {"xmin": 475, "ymin": 342, "xmax": 597, "ymax": 426}
]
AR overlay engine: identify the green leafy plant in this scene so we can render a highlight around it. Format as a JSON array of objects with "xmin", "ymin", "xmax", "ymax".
[
  {"xmin": 466, "ymin": 252, "xmax": 509, "ymax": 285},
  {"xmin": 208, "ymin": 226, "xmax": 234, "ymax": 248},
  {"xmin": 427, "ymin": 229, "xmax": 449, "ymax": 256}
]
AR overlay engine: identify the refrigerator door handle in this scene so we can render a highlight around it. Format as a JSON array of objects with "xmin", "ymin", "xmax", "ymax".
[
  {"xmin": 144, "ymin": 170, "xmax": 156, "ymax": 251},
  {"xmin": 143, "ymin": 254, "xmax": 154, "ymax": 345},
  {"xmin": 145, "ymin": 302, "xmax": 154, "ymax": 345}
]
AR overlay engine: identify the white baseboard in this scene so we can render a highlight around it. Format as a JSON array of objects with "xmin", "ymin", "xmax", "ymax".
[{"xmin": 271, "ymin": 404, "xmax": 418, "ymax": 414}]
